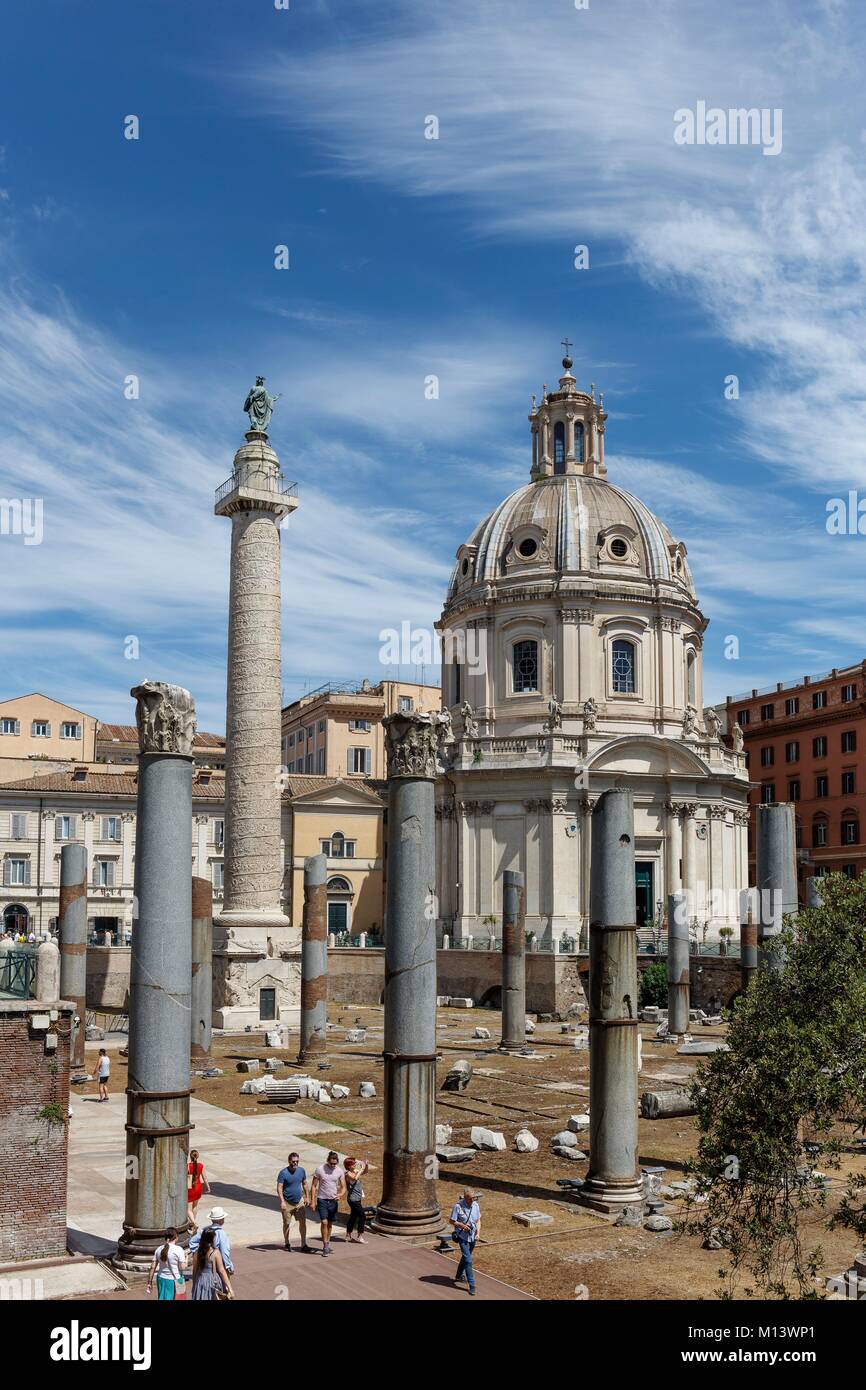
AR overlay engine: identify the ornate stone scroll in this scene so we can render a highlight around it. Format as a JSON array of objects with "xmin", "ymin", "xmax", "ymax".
[{"xmin": 131, "ymin": 680, "xmax": 197, "ymax": 757}]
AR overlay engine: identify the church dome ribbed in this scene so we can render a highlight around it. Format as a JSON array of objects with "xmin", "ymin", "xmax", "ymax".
[{"xmin": 447, "ymin": 473, "xmax": 694, "ymax": 600}]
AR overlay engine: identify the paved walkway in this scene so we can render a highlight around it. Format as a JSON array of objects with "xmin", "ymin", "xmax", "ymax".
[
  {"xmin": 88, "ymin": 1231, "xmax": 532, "ymax": 1302},
  {"xmin": 67, "ymin": 1089, "xmax": 341, "ymax": 1256}
]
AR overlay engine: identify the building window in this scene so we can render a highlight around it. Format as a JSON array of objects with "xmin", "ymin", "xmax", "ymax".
[
  {"xmin": 513, "ymin": 640, "xmax": 540, "ymax": 694},
  {"xmin": 4, "ymin": 858, "xmax": 30, "ymax": 886},
  {"xmin": 318, "ymin": 720, "xmax": 325, "ymax": 733},
  {"xmin": 399, "ymin": 696, "xmax": 414, "ymax": 712},
  {"xmin": 785, "ymin": 741, "xmax": 799, "ymax": 762},
  {"xmin": 0, "ymin": 718, "xmax": 20, "ymax": 736},
  {"xmin": 760, "ymin": 704, "xmax": 774, "ymax": 721},
  {"xmin": 92, "ymin": 859, "xmax": 115, "ymax": 887},
  {"xmin": 788, "ymin": 780, "xmax": 800, "ymax": 802},
  {"xmin": 453, "ymin": 660, "xmax": 461, "ymax": 707},
  {"xmin": 785, "ymin": 697, "xmax": 799, "ymax": 716},
  {"xmin": 574, "ymin": 420, "xmax": 584, "ymax": 463},
  {"xmin": 795, "ymin": 822, "xmax": 803, "ymax": 849},
  {"xmin": 842, "ymin": 770, "xmax": 856, "ymax": 795},
  {"xmin": 842, "ymin": 864, "xmax": 857, "ymax": 880},
  {"xmin": 349, "ymin": 720, "xmax": 371, "ymax": 732},
  {"xmin": 815, "ymin": 775, "xmax": 829, "ymax": 798},
  {"xmin": 761, "ymin": 783, "xmax": 775, "ymax": 804},
  {"xmin": 737, "ymin": 710, "xmax": 750, "ymax": 727},
  {"xmin": 350, "ymin": 747, "xmax": 371, "ymax": 775},
  {"xmin": 611, "ymin": 639, "xmax": 636, "ymax": 695},
  {"xmin": 102, "ymin": 817, "xmax": 121, "ymax": 842},
  {"xmin": 54, "ymin": 815, "xmax": 75, "ymax": 841},
  {"xmin": 326, "ymin": 832, "xmax": 356, "ymax": 860},
  {"xmin": 842, "ymin": 730, "xmax": 857, "ymax": 754},
  {"xmin": 316, "ymin": 748, "xmax": 325, "ymax": 774},
  {"xmin": 760, "ymin": 746, "xmax": 774, "ymax": 767},
  {"xmin": 812, "ymin": 819, "xmax": 827, "ymax": 848},
  {"xmin": 306, "ymin": 724, "xmax": 314, "ymax": 742},
  {"xmin": 553, "ymin": 420, "xmax": 565, "ymax": 471},
  {"xmin": 812, "ymin": 690, "xmax": 827, "ymax": 709},
  {"xmin": 842, "ymin": 817, "xmax": 859, "ymax": 845},
  {"xmin": 305, "ymin": 753, "xmax": 313, "ymax": 773},
  {"xmin": 31, "ymin": 720, "xmax": 50, "ymax": 738},
  {"xmin": 214, "ymin": 819, "xmax": 224, "ymax": 849},
  {"xmin": 296, "ymin": 729, "xmax": 304, "ymax": 744},
  {"xmin": 11, "ymin": 814, "xmax": 27, "ymax": 840},
  {"xmin": 813, "ymin": 736, "xmax": 827, "ymax": 759},
  {"xmin": 212, "ymin": 861, "xmax": 224, "ymax": 890},
  {"xmin": 288, "ymin": 732, "xmax": 295, "ymax": 747},
  {"xmin": 686, "ymin": 651, "xmax": 696, "ymax": 707},
  {"xmin": 842, "ymin": 683, "xmax": 857, "ymax": 703},
  {"xmin": 60, "ymin": 722, "xmax": 81, "ymax": 740}
]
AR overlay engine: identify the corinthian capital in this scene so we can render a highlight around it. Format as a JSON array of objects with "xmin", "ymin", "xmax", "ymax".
[
  {"xmin": 131, "ymin": 679, "xmax": 197, "ymax": 757},
  {"xmin": 383, "ymin": 710, "xmax": 455, "ymax": 780}
]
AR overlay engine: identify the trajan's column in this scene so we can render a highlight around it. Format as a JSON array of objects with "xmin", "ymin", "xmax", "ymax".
[{"xmin": 212, "ymin": 378, "xmax": 301, "ymax": 1029}]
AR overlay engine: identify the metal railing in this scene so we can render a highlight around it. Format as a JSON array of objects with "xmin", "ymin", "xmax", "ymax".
[
  {"xmin": 0, "ymin": 946, "xmax": 37, "ymax": 999},
  {"xmin": 214, "ymin": 464, "xmax": 299, "ymax": 508}
]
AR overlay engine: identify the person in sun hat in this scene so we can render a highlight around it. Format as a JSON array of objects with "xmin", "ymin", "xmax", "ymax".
[{"xmin": 188, "ymin": 1204, "xmax": 234, "ymax": 1275}]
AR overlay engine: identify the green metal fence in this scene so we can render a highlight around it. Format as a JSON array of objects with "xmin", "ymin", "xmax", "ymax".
[{"xmin": 0, "ymin": 946, "xmax": 37, "ymax": 999}]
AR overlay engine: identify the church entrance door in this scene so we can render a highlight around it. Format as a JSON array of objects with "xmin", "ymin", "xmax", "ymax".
[{"xmin": 635, "ymin": 862, "xmax": 654, "ymax": 929}]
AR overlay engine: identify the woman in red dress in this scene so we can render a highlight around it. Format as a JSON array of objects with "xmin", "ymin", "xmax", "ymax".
[{"xmin": 187, "ymin": 1149, "xmax": 210, "ymax": 1226}]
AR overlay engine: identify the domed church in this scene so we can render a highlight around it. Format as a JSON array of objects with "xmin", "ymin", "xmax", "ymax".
[{"xmin": 435, "ymin": 350, "xmax": 749, "ymax": 948}]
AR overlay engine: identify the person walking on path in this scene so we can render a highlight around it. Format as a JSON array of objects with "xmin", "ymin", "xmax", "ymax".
[
  {"xmin": 276, "ymin": 1152, "xmax": 312, "ymax": 1252},
  {"xmin": 146, "ymin": 1228, "xmax": 187, "ymax": 1301},
  {"xmin": 187, "ymin": 1149, "xmax": 211, "ymax": 1225},
  {"xmin": 310, "ymin": 1151, "xmax": 346, "ymax": 1257},
  {"xmin": 188, "ymin": 1206, "xmax": 234, "ymax": 1278},
  {"xmin": 450, "ymin": 1189, "xmax": 482, "ymax": 1296},
  {"xmin": 96, "ymin": 1048, "xmax": 110, "ymax": 1102},
  {"xmin": 343, "ymin": 1157, "xmax": 369, "ymax": 1243},
  {"xmin": 190, "ymin": 1227, "xmax": 234, "ymax": 1301}
]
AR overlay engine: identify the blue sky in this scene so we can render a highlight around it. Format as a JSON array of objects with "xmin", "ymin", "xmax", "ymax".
[{"xmin": 2, "ymin": 0, "xmax": 866, "ymax": 731}]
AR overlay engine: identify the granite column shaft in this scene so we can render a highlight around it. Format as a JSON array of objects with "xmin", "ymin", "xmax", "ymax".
[
  {"xmin": 59, "ymin": 842, "xmax": 88, "ymax": 1076},
  {"xmin": 499, "ymin": 870, "xmax": 526, "ymax": 1051},
  {"xmin": 667, "ymin": 890, "xmax": 690, "ymax": 1037},
  {"xmin": 190, "ymin": 876, "xmax": 214, "ymax": 1069},
  {"xmin": 299, "ymin": 854, "xmax": 328, "ymax": 1061},
  {"xmin": 579, "ymin": 787, "xmax": 643, "ymax": 1213},
  {"xmin": 756, "ymin": 803, "xmax": 797, "ymax": 974}
]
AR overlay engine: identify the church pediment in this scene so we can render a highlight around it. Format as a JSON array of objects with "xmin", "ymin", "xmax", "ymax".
[
  {"xmin": 290, "ymin": 778, "xmax": 382, "ymax": 809},
  {"xmin": 588, "ymin": 735, "xmax": 711, "ymax": 777}
]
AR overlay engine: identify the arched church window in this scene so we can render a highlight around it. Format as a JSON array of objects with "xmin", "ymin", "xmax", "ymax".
[
  {"xmin": 513, "ymin": 639, "xmax": 539, "ymax": 693},
  {"xmin": 553, "ymin": 421, "xmax": 565, "ymax": 473},
  {"xmin": 611, "ymin": 638, "xmax": 636, "ymax": 694},
  {"xmin": 331, "ymin": 831, "xmax": 345, "ymax": 858},
  {"xmin": 574, "ymin": 420, "xmax": 584, "ymax": 463},
  {"xmin": 686, "ymin": 650, "xmax": 696, "ymax": 707}
]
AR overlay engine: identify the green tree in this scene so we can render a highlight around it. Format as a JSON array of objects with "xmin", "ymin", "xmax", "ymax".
[
  {"xmin": 639, "ymin": 960, "xmax": 668, "ymax": 1008},
  {"xmin": 685, "ymin": 872, "xmax": 866, "ymax": 1298}
]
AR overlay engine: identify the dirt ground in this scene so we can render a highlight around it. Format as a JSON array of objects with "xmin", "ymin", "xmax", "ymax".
[{"xmin": 94, "ymin": 1002, "xmax": 865, "ymax": 1302}]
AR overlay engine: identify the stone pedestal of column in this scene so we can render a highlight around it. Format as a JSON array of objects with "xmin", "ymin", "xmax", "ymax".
[
  {"xmin": 191, "ymin": 876, "xmax": 214, "ymax": 1071},
  {"xmin": 578, "ymin": 788, "xmax": 644, "ymax": 1214},
  {"xmin": 373, "ymin": 712, "xmax": 449, "ymax": 1239},
  {"xmin": 667, "ymin": 890, "xmax": 690, "ymax": 1037},
  {"xmin": 299, "ymin": 854, "xmax": 328, "ymax": 1061},
  {"xmin": 756, "ymin": 803, "xmax": 797, "ymax": 974},
  {"xmin": 213, "ymin": 432, "xmax": 300, "ymax": 1029},
  {"xmin": 59, "ymin": 842, "xmax": 88, "ymax": 1077},
  {"xmin": 499, "ymin": 870, "xmax": 526, "ymax": 1052},
  {"xmin": 115, "ymin": 682, "xmax": 195, "ymax": 1272}
]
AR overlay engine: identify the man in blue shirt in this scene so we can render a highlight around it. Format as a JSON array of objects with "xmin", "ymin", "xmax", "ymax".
[
  {"xmin": 188, "ymin": 1205, "xmax": 234, "ymax": 1274},
  {"xmin": 449, "ymin": 1189, "xmax": 481, "ymax": 1296},
  {"xmin": 276, "ymin": 1152, "xmax": 312, "ymax": 1252}
]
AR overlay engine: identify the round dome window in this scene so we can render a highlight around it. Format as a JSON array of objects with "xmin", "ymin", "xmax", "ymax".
[
  {"xmin": 461, "ymin": 557, "xmax": 470, "ymax": 576},
  {"xmin": 517, "ymin": 538, "xmax": 538, "ymax": 559},
  {"xmin": 610, "ymin": 538, "xmax": 628, "ymax": 559}
]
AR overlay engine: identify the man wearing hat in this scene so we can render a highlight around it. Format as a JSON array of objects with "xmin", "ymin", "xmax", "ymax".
[{"xmin": 188, "ymin": 1205, "xmax": 235, "ymax": 1276}]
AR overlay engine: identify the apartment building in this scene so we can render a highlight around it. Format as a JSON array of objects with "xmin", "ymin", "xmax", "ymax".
[
  {"xmin": 0, "ymin": 765, "xmax": 387, "ymax": 942},
  {"xmin": 0, "ymin": 694, "xmax": 98, "ymax": 783},
  {"xmin": 281, "ymin": 678, "xmax": 441, "ymax": 781},
  {"xmin": 724, "ymin": 659, "xmax": 866, "ymax": 901},
  {"xmin": 0, "ymin": 767, "xmax": 227, "ymax": 940},
  {"xmin": 96, "ymin": 723, "xmax": 226, "ymax": 768}
]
